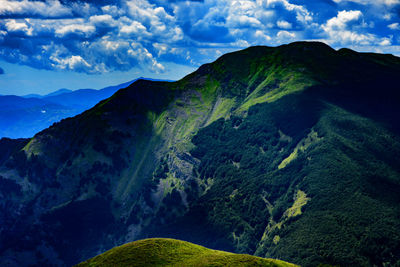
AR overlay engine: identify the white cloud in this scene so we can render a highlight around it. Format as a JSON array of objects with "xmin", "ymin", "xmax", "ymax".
[
  {"xmin": 123, "ymin": 0, "xmax": 182, "ymax": 42},
  {"xmin": 262, "ymin": 0, "xmax": 313, "ymax": 23},
  {"xmin": 227, "ymin": 1, "xmax": 261, "ymax": 27},
  {"xmin": 171, "ymin": 27, "xmax": 183, "ymax": 42},
  {"xmin": 65, "ymin": 56, "xmax": 92, "ymax": 70},
  {"xmin": 0, "ymin": 0, "xmax": 72, "ymax": 18},
  {"xmin": 55, "ymin": 24, "xmax": 96, "ymax": 38},
  {"xmin": 277, "ymin": 20, "xmax": 292, "ymax": 29},
  {"xmin": 120, "ymin": 21, "xmax": 149, "ymax": 36},
  {"xmin": 50, "ymin": 55, "xmax": 92, "ymax": 72},
  {"xmin": 332, "ymin": 0, "xmax": 400, "ymax": 6},
  {"xmin": 5, "ymin": 19, "xmax": 33, "ymax": 36},
  {"xmin": 153, "ymin": 43, "xmax": 168, "ymax": 56},
  {"xmin": 228, "ymin": 15, "xmax": 262, "ymax": 28},
  {"xmin": 232, "ymin": 39, "xmax": 250, "ymax": 47},
  {"xmin": 336, "ymin": 31, "xmax": 378, "ymax": 45},
  {"xmin": 127, "ymin": 42, "xmax": 165, "ymax": 72},
  {"xmin": 379, "ymin": 38, "xmax": 392, "ymax": 46},
  {"xmin": 89, "ymin": 15, "xmax": 117, "ymax": 27},
  {"xmin": 0, "ymin": 30, "xmax": 6, "ymax": 41},
  {"xmin": 388, "ymin": 22, "xmax": 400, "ymax": 30},
  {"xmin": 322, "ymin": 10, "xmax": 391, "ymax": 46},
  {"xmin": 277, "ymin": 30, "xmax": 296, "ymax": 39},
  {"xmin": 323, "ymin": 10, "xmax": 363, "ymax": 31},
  {"xmin": 101, "ymin": 5, "xmax": 124, "ymax": 17},
  {"xmin": 254, "ymin": 30, "xmax": 271, "ymax": 41}
]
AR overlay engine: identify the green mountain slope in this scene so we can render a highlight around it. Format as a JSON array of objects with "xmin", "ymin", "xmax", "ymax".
[
  {"xmin": 76, "ymin": 238, "xmax": 296, "ymax": 267},
  {"xmin": 153, "ymin": 93, "xmax": 400, "ymax": 266},
  {"xmin": 0, "ymin": 42, "xmax": 400, "ymax": 266}
]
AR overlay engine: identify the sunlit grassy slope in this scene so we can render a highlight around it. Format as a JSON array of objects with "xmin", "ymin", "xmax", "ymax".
[{"xmin": 76, "ymin": 238, "xmax": 297, "ymax": 267}]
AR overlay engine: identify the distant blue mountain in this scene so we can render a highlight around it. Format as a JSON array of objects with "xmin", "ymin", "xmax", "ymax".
[
  {"xmin": 41, "ymin": 79, "xmax": 137, "ymax": 109},
  {"xmin": 0, "ymin": 95, "xmax": 72, "ymax": 138},
  {"xmin": 44, "ymin": 88, "xmax": 73, "ymax": 97},
  {"xmin": 0, "ymin": 95, "xmax": 52, "ymax": 110},
  {"xmin": 0, "ymin": 77, "xmax": 172, "ymax": 138},
  {"xmin": 23, "ymin": 89, "xmax": 72, "ymax": 98},
  {"xmin": 21, "ymin": 94, "xmax": 42, "ymax": 98}
]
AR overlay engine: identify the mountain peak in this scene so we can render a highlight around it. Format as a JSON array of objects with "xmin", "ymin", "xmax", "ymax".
[{"xmin": 282, "ymin": 40, "xmax": 335, "ymax": 50}]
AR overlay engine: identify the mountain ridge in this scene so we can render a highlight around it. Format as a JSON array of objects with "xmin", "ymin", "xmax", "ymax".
[
  {"xmin": 23, "ymin": 88, "xmax": 73, "ymax": 98},
  {"xmin": 1, "ymin": 41, "xmax": 400, "ymax": 266},
  {"xmin": 0, "ymin": 78, "xmax": 172, "ymax": 138}
]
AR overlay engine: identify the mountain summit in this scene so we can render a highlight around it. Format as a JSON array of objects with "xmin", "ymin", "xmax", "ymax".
[{"xmin": 1, "ymin": 42, "xmax": 400, "ymax": 266}]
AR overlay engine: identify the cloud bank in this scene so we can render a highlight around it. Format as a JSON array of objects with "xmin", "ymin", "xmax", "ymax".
[{"xmin": 0, "ymin": 0, "xmax": 399, "ymax": 74}]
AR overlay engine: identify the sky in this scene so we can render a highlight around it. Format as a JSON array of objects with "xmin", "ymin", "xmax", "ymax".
[{"xmin": 0, "ymin": 0, "xmax": 399, "ymax": 96}]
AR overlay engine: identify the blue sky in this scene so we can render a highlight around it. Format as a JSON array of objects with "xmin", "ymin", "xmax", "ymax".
[{"xmin": 0, "ymin": 0, "xmax": 400, "ymax": 95}]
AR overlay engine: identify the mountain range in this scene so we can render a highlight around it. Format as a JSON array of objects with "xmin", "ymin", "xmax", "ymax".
[
  {"xmin": 23, "ymin": 88, "xmax": 74, "ymax": 99},
  {"xmin": 0, "ymin": 41, "xmax": 400, "ymax": 266},
  {"xmin": 0, "ymin": 78, "xmax": 169, "ymax": 139}
]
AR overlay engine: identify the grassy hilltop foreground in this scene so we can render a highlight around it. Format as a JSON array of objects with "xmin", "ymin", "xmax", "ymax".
[{"xmin": 76, "ymin": 238, "xmax": 297, "ymax": 267}]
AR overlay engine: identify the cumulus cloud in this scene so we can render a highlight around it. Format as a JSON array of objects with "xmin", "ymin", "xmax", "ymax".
[
  {"xmin": 0, "ymin": 0, "xmax": 173, "ymax": 73},
  {"xmin": 5, "ymin": 19, "xmax": 33, "ymax": 36},
  {"xmin": 89, "ymin": 14, "xmax": 117, "ymax": 27},
  {"xmin": 277, "ymin": 20, "xmax": 292, "ymax": 29},
  {"xmin": 120, "ymin": 21, "xmax": 149, "ymax": 36},
  {"xmin": 0, "ymin": 0, "xmax": 399, "ymax": 74},
  {"xmin": 277, "ymin": 30, "xmax": 296, "ymax": 39},
  {"xmin": 388, "ymin": 22, "xmax": 400, "ymax": 30},
  {"xmin": 0, "ymin": 0, "xmax": 72, "ymax": 18},
  {"xmin": 324, "ymin": 10, "xmax": 364, "ymax": 31},
  {"xmin": 55, "ymin": 24, "xmax": 96, "ymax": 38},
  {"xmin": 50, "ymin": 55, "xmax": 92, "ymax": 72},
  {"xmin": 322, "ymin": 10, "xmax": 391, "ymax": 46},
  {"xmin": 332, "ymin": 0, "xmax": 400, "ymax": 6}
]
